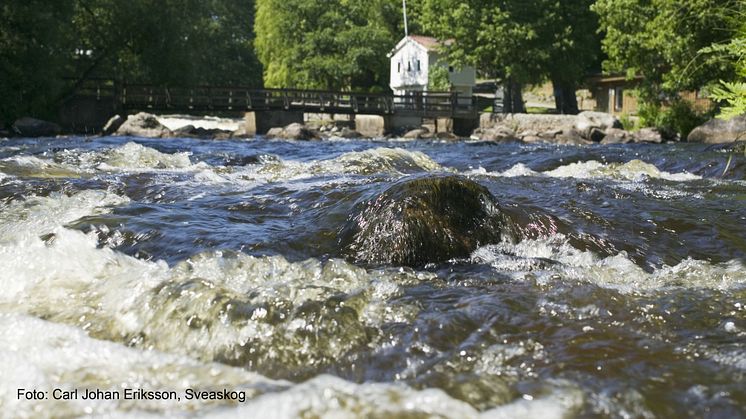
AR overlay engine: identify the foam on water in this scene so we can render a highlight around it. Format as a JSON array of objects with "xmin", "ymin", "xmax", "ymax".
[
  {"xmin": 0, "ymin": 155, "xmax": 85, "ymax": 178},
  {"xmin": 543, "ymin": 159, "xmax": 701, "ymax": 181},
  {"xmin": 472, "ymin": 234, "xmax": 746, "ymax": 293},
  {"xmin": 0, "ymin": 189, "xmax": 426, "ymax": 374},
  {"xmin": 471, "ymin": 160, "xmax": 702, "ymax": 182},
  {"xmin": 97, "ymin": 142, "xmax": 196, "ymax": 170},
  {"xmin": 0, "ymin": 314, "xmax": 583, "ymax": 418}
]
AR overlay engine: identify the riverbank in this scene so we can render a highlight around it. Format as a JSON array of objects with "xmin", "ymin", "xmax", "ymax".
[{"xmin": 3, "ymin": 112, "xmax": 745, "ymax": 145}]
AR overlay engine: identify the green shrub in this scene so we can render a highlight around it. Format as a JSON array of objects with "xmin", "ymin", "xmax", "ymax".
[{"xmin": 638, "ymin": 99, "xmax": 710, "ymax": 139}]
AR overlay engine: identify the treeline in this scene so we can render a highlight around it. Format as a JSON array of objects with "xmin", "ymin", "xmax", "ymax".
[
  {"xmin": 2, "ymin": 0, "xmax": 744, "ymax": 126},
  {"xmin": 0, "ymin": 0, "xmax": 262, "ymax": 124},
  {"xmin": 255, "ymin": 0, "xmax": 745, "ymax": 123}
]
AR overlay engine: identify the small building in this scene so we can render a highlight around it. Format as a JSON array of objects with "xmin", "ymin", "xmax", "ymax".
[
  {"xmin": 585, "ymin": 74, "xmax": 642, "ymax": 116},
  {"xmin": 388, "ymin": 35, "xmax": 476, "ymax": 97},
  {"xmin": 585, "ymin": 74, "xmax": 712, "ymax": 116}
]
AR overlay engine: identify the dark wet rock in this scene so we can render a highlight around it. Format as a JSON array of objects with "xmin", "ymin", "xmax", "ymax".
[
  {"xmin": 338, "ymin": 127, "xmax": 363, "ymax": 138},
  {"xmin": 266, "ymin": 123, "xmax": 319, "ymax": 140},
  {"xmin": 12, "ymin": 117, "xmax": 61, "ymax": 137},
  {"xmin": 172, "ymin": 125, "xmax": 233, "ymax": 139},
  {"xmin": 634, "ymin": 127, "xmax": 663, "ymax": 144},
  {"xmin": 102, "ymin": 114, "xmax": 125, "ymax": 136},
  {"xmin": 688, "ymin": 115, "xmax": 746, "ymax": 144},
  {"xmin": 339, "ymin": 175, "xmax": 505, "ymax": 267},
  {"xmin": 115, "ymin": 112, "xmax": 172, "ymax": 138},
  {"xmin": 588, "ymin": 127, "xmax": 607, "ymax": 143}
]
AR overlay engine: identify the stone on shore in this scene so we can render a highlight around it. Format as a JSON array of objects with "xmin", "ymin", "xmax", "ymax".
[
  {"xmin": 339, "ymin": 175, "xmax": 505, "ymax": 267},
  {"xmin": 403, "ymin": 128, "xmax": 429, "ymax": 139},
  {"xmin": 687, "ymin": 115, "xmax": 746, "ymax": 144},
  {"xmin": 12, "ymin": 117, "xmax": 61, "ymax": 137},
  {"xmin": 476, "ymin": 112, "xmax": 623, "ymax": 144},
  {"xmin": 601, "ymin": 128, "xmax": 634, "ymax": 144},
  {"xmin": 115, "ymin": 112, "xmax": 172, "ymax": 138},
  {"xmin": 634, "ymin": 127, "xmax": 664, "ymax": 144},
  {"xmin": 266, "ymin": 123, "xmax": 319, "ymax": 140}
]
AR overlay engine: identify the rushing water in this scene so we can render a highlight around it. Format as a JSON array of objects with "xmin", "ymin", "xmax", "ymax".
[{"xmin": 0, "ymin": 135, "xmax": 744, "ymax": 418}]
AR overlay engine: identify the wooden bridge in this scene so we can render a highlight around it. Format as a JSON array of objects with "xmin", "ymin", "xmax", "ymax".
[
  {"xmin": 61, "ymin": 79, "xmax": 484, "ymax": 135},
  {"xmin": 72, "ymin": 79, "xmax": 478, "ymax": 118}
]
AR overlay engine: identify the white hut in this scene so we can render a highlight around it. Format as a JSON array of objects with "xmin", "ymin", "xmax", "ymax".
[{"xmin": 388, "ymin": 35, "xmax": 476, "ymax": 97}]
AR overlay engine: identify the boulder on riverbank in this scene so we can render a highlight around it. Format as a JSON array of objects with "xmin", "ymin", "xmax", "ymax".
[
  {"xmin": 339, "ymin": 175, "xmax": 505, "ymax": 267},
  {"xmin": 115, "ymin": 112, "xmax": 172, "ymax": 138},
  {"xmin": 474, "ymin": 112, "xmax": 623, "ymax": 144},
  {"xmin": 12, "ymin": 117, "xmax": 61, "ymax": 137},
  {"xmin": 688, "ymin": 115, "xmax": 746, "ymax": 144},
  {"xmin": 265, "ymin": 123, "xmax": 319, "ymax": 140}
]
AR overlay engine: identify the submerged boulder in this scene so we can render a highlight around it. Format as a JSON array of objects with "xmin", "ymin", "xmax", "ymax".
[
  {"xmin": 115, "ymin": 112, "xmax": 172, "ymax": 138},
  {"xmin": 688, "ymin": 115, "xmax": 746, "ymax": 144},
  {"xmin": 339, "ymin": 175, "xmax": 505, "ymax": 267}
]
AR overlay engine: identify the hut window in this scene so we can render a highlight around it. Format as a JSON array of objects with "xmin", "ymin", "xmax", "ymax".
[
  {"xmin": 408, "ymin": 62, "xmax": 411, "ymax": 71},
  {"xmin": 449, "ymin": 66, "xmax": 454, "ymax": 73},
  {"xmin": 417, "ymin": 60, "xmax": 421, "ymax": 71},
  {"xmin": 398, "ymin": 62, "xmax": 401, "ymax": 73}
]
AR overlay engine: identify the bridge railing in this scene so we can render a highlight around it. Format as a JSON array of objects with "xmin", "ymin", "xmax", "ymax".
[{"xmin": 114, "ymin": 83, "xmax": 476, "ymax": 117}]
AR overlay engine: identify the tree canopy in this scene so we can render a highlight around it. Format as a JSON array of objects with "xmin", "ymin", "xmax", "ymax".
[
  {"xmin": 420, "ymin": 0, "xmax": 601, "ymax": 113},
  {"xmin": 592, "ymin": 0, "xmax": 740, "ymax": 104},
  {"xmin": 255, "ymin": 0, "xmax": 400, "ymax": 91},
  {"xmin": 1, "ymin": 0, "xmax": 263, "ymax": 125}
]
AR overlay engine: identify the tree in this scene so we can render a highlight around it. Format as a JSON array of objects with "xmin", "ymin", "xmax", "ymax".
[
  {"xmin": 538, "ymin": 0, "xmax": 601, "ymax": 114},
  {"xmin": 421, "ymin": 0, "xmax": 600, "ymax": 114},
  {"xmin": 0, "ymin": 0, "xmax": 75, "ymax": 124},
  {"xmin": 70, "ymin": 0, "xmax": 262, "ymax": 86},
  {"xmin": 1, "ymin": 0, "xmax": 263, "ymax": 126},
  {"xmin": 255, "ymin": 0, "xmax": 396, "ymax": 91},
  {"xmin": 704, "ymin": 2, "xmax": 746, "ymax": 119},
  {"xmin": 592, "ymin": 0, "xmax": 740, "ymax": 105}
]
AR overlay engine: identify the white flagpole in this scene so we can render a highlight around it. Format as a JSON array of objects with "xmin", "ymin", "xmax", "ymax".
[{"xmin": 402, "ymin": 0, "xmax": 409, "ymax": 37}]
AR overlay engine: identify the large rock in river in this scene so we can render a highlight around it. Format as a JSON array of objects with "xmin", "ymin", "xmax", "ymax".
[
  {"xmin": 687, "ymin": 115, "xmax": 746, "ymax": 144},
  {"xmin": 339, "ymin": 175, "xmax": 505, "ymax": 267},
  {"xmin": 12, "ymin": 117, "xmax": 61, "ymax": 137},
  {"xmin": 115, "ymin": 112, "xmax": 172, "ymax": 138}
]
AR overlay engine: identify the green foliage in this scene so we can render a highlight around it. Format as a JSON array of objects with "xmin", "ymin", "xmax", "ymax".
[
  {"xmin": 255, "ymin": 0, "xmax": 397, "ymax": 90},
  {"xmin": 0, "ymin": 0, "xmax": 75, "ymax": 123},
  {"xmin": 703, "ymin": 6, "xmax": 745, "ymax": 120},
  {"xmin": 70, "ymin": 0, "xmax": 262, "ymax": 86},
  {"xmin": 638, "ymin": 100, "xmax": 710, "ymax": 139},
  {"xmin": 428, "ymin": 65, "xmax": 451, "ymax": 91},
  {"xmin": 421, "ymin": 0, "xmax": 600, "ymax": 113},
  {"xmin": 593, "ymin": 0, "xmax": 740, "ymax": 104},
  {"xmin": 618, "ymin": 113, "xmax": 638, "ymax": 131},
  {"xmin": 0, "ymin": 0, "xmax": 263, "ymax": 125},
  {"xmin": 711, "ymin": 81, "xmax": 746, "ymax": 119}
]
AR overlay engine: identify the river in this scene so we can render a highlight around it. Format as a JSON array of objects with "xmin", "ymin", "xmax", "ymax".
[{"xmin": 0, "ymin": 135, "xmax": 744, "ymax": 418}]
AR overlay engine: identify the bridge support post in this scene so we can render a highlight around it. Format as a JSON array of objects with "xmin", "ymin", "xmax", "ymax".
[{"xmin": 243, "ymin": 111, "xmax": 304, "ymax": 135}]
